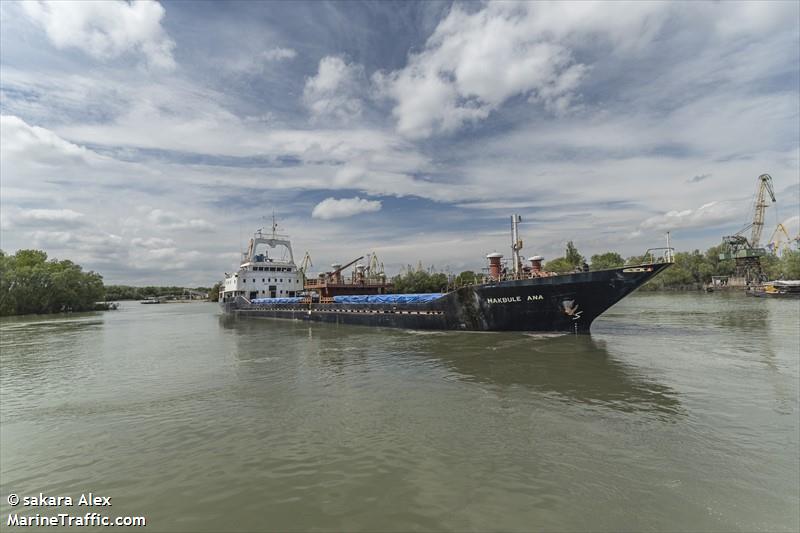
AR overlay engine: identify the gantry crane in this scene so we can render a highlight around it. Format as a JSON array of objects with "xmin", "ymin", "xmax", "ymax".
[{"xmin": 720, "ymin": 174, "xmax": 776, "ymax": 282}]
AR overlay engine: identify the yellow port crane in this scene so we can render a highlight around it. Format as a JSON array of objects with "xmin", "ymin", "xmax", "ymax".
[
  {"xmin": 298, "ymin": 251, "xmax": 313, "ymax": 280},
  {"xmin": 720, "ymin": 173, "xmax": 776, "ymax": 282},
  {"xmin": 768, "ymin": 223, "xmax": 799, "ymax": 257}
]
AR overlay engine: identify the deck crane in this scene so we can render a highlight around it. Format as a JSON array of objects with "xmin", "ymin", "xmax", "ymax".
[
  {"xmin": 326, "ymin": 255, "xmax": 364, "ymax": 284},
  {"xmin": 720, "ymin": 173, "xmax": 776, "ymax": 282}
]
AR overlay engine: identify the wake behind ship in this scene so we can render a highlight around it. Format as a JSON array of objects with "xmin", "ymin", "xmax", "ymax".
[{"xmin": 219, "ymin": 216, "xmax": 673, "ymax": 333}]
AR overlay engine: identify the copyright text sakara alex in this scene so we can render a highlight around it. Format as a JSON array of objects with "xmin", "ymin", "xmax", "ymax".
[{"xmin": 21, "ymin": 493, "xmax": 111, "ymax": 507}]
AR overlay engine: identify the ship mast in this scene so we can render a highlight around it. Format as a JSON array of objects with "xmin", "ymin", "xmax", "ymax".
[{"xmin": 510, "ymin": 214, "xmax": 523, "ymax": 278}]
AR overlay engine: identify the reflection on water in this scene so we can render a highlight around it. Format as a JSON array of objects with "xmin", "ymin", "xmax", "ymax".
[{"xmin": 220, "ymin": 316, "xmax": 682, "ymax": 417}]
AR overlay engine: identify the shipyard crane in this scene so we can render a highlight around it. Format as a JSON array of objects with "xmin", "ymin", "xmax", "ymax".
[
  {"xmin": 749, "ymin": 174, "xmax": 776, "ymax": 248},
  {"xmin": 367, "ymin": 252, "xmax": 379, "ymax": 275},
  {"xmin": 298, "ymin": 251, "xmax": 313, "ymax": 279},
  {"xmin": 767, "ymin": 223, "xmax": 798, "ymax": 257},
  {"xmin": 365, "ymin": 252, "xmax": 386, "ymax": 280},
  {"xmin": 723, "ymin": 174, "xmax": 776, "ymax": 250},
  {"xmin": 720, "ymin": 173, "xmax": 777, "ymax": 283}
]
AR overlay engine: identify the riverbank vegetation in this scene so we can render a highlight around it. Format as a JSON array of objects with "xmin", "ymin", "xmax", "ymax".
[
  {"xmin": 0, "ymin": 250, "xmax": 105, "ymax": 316},
  {"xmin": 546, "ymin": 242, "xmax": 799, "ymax": 289},
  {"xmin": 0, "ymin": 249, "xmax": 216, "ymax": 316},
  {"xmin": 104, "ymin": 285, "xmax": 212, "ymax": 301}
]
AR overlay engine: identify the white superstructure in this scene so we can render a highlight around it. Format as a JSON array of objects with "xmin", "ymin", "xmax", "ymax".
[{"xmin": 219, "ymin": 222, "xmax": 303, "ymax": 303}]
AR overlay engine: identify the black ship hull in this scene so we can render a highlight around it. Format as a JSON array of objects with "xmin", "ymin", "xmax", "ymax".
[{"xmin": 221, "ymin": 263, "xmax": 671, "ymax": 333}]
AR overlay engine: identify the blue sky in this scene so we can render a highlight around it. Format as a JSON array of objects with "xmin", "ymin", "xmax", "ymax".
[{"xmin": 1, "ymin": 0, "xmax": 798, "ymax": 285}]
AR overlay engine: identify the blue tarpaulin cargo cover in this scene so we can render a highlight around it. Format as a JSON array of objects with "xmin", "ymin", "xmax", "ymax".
[
  {"xmin": 251, "ymin": 297, "xmax": 303, "ymax": 304},
  {"xmin": 332, "ymin": 293, "xmax": 443, "ymax": 304}
]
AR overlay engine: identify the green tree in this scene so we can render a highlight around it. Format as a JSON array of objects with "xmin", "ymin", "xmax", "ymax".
[
  {"xmin": 392, "ymin": 269, "xmax": 449, "ymax": 293},
  {"xmin": 778, "ymin": 250, "xmax": 800, "ymax": 279},
  {"xmin": 590, "ymin": 252, "xmax": 624, "ymax": 270},
  {"xmin": 704, "ymin": 244, "xmax": 735, "ymax": 277},
  {"xmin": 209, "ymin": 282, "xmax": 222, "ymax": 302},
  {"xmin": 544, "ymin": 257, "xmax": 573, "ymax": 274},
  {"xmin": 455, "ymin": 270, "xmax": 478, "ymax": 286},
  {"xmin": 761, "ymin": 253, "xmax": 782, "ymax": 280},
  {"xmin": 0, "ymin": 249, "xmax": 104, "ymax": 316},
  {"xmin": 565, "ymin": 241, "xmax": 584, "ymax": 268}
]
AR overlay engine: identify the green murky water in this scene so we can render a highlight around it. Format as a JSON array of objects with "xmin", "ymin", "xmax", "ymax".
[{"xmin": 1, "ymin": 293, "xmax": 798, "ymax": 531}]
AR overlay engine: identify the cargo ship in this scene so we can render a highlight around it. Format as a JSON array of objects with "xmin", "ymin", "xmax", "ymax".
[{"xmin": 219, "ymin": 216, "xmax": 673, "ymax": 333}]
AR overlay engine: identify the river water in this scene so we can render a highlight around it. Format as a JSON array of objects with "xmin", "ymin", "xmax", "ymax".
[{"xmin": 1, "ymin": 293, "xmax": 798, "ymax": 532}]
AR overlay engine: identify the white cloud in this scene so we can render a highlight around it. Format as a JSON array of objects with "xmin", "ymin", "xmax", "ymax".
[
  {"xmin": 131, "ymin": 237, "xmax": 175, "ymax": 249},
  {"xmin": 303, "ymin": 56, "xmax": 365, "ymax": 123},
  {"xmin": 311, "ymin": 197, "xmax": 382, "ymax": 220},
  {"xmin": 262, "ymin": 47, "xmax": 297, "ymax": 61},
  {"xmin": 20, "ymin": 209, "xmax": 85, "ymax": 223},
  {"xmin": 375, "ymin": 1, "xmax": 799, "ymax": 139},
  {"xmin": 146, "ymin": 209, "xmax": 214, "ymax": 231},
  {"xmin": 22, "ymin": 0, "xmax": 176, "ymax": 69},
  {"xmin": 375, "ymin": 2, "xmax": 655, "ymax": 138},
  {"xmin": 0, "ymin": 115, "xmax": 101, "ymax": 167},
  {"xmin": 640, "ymin": 201, "xmax": 743, "ymax": 232},
  {"xmin": 29, "ymin": 230, "xmax": 123, "ymax": 257}
]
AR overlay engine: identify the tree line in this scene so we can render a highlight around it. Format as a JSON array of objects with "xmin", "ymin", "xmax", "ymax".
[
  {"xmin": 1, "ymin": 249, "xmax": 217, "ymax": 316},
  {"xmin": 104, "ymin": 285, "xmax": 212, "ymax": 301},
  {"xmin": 0, "ymin": 250, "xmax": 105, "ymax": 316}
]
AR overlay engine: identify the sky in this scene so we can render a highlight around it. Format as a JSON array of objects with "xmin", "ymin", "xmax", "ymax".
[{"xmin": 1, "ymin": 0, "xmax": 798, "ymax": 286}]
